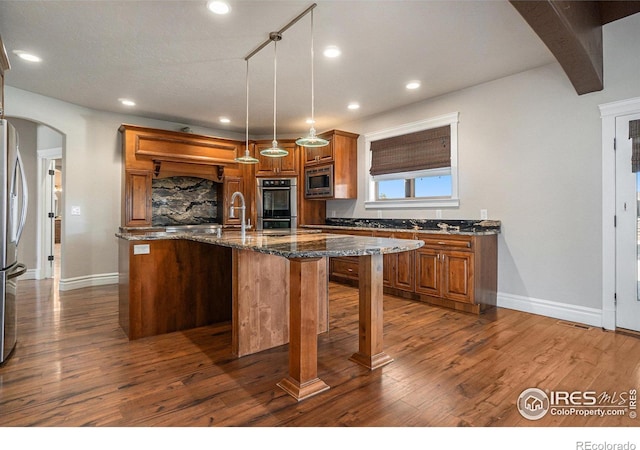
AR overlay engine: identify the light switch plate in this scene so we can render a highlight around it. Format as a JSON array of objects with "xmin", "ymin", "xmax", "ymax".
[
  {"xmin": 133, "ymin": 244, "xmax": 150, "ymax": 255},
  {"xmin": 71, "ymin": 206, "xmax": 81, "ymax": 216},
  {"xmin": 481, "ymin": 209, "xmax": 488, "ymax": 220}
]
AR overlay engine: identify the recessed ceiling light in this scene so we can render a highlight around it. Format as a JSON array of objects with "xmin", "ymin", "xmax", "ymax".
[
  {"xmin": 347, "ymin": 102, "xmax": 360, "ymax": 110},
  {"xmin": 118, "ymin": 98, "xmax": 136, "ymax": 107},
  {"xmin": 323, "ymin": 46, "xmax": 341, "ymax": 58},
  {"xmin": 207, "ymin": 1, "xmax": 230, "ymax": 15},
  {"xmin": 219, "ymin": 117, "xmax": 231, "ymax": 124},
  {"xmin": 406, "ymin": 81, "xmax": 421, "ymax": 90},
  {"xmin": 13, "ymin": 50, "xmax": 42, "ymax": 63}
]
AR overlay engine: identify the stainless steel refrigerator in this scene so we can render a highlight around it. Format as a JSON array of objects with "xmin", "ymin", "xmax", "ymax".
[{"xmin": 0, "ymin": 119, "xmax": 28, "ymax": 365}]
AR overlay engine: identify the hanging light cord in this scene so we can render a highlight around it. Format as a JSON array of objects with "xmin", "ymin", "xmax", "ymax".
[
  {"xmin": 272, "ymin": 39, "xmax": 278, "ymax": 147},
  {"xmin": 310, "ymin": 9, "xmax": 316, "ymax": 131},
  {"xmin": 245, "ymin": 59, "xmax": 250, "ymax": 155}
]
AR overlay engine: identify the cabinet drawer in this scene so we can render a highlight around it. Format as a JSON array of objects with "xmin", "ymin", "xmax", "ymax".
[
  {"xmin": 421, "ymin": 236, "xmax": 473, "ymax": 250},
  {"xmin": 330, "ymin": 257, "xmax": 359, "ymax": 280}
]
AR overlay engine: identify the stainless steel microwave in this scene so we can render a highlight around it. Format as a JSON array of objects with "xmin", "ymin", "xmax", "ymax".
[{"xmin": 304, "ymin": 165, "xmax": 333, "ymax": 198}]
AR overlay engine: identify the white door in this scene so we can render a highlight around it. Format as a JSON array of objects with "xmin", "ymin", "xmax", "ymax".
[
  {"xmin": 42, "ymin": 160, "xmax": 56, "ymax": 279},
  {"xmin": 615, "ymin": 112, "xmax": 640, "ymax": 331}
]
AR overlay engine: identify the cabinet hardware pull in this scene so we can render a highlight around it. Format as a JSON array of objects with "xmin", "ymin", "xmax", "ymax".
[{"xmin": 438, "ymin": 241, "xmax": 445, "ymax": 245}]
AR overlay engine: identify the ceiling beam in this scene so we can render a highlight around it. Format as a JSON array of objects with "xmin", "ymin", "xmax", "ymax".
[
  {"xmin": 599, "ymin": 0, "xmax": 640, "ymax": 24},
  {"xmin": 509, "ymin": 0, "xmax": 603, "ymax": 95}
]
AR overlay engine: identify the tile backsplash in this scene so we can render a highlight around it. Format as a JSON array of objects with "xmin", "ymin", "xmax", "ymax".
[{"xmin": 152, "ymin": 176, "xmax": 218, "ymax": 226}]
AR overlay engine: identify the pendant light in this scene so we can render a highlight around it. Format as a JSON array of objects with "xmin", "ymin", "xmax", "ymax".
[
  {"xmin": 235, "ymin": 59, "xmax": 259, "ymax": 164},
  {"xmin": 296, "ymin": 9, "xmax": 329, "ymax": 148},
  {"xmin": 260, "ymin": 32, "xmax": 289, "ymax": 158}
]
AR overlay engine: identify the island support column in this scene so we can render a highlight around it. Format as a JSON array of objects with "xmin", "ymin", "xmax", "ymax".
[
  {"xmin": 349, "ymin": 253, "xmax": 394, "ymax": 370},
  {"xmin": 277, "ymin": 257, "xmax": 330, "ymax": 401}
]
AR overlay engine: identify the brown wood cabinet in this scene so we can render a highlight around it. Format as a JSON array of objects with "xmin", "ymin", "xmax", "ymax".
[
  {"xmin": 373, "ymin": 230, "xmax": 415, "ymax": 292},
  {"xmin": 123, "ymin": 169, "xmax": 153, "ymax": 226},
  {"xmin": 119, "ymin": 124, "xmax": 249, "ymax": 228},
  {"xmin": 303, "ymin": 130, "xmax": 359, "ymax": 199},
  {"xmin": 327, "ymin": 228, "xmax": 497, "ymax": 314},
  {"xmin": 416, "ymin": 245, "xmax": 473, "ymax": 303},
  {"xmin": 254, "ymin": 140, "xmax": 298, "ymax": 177}
]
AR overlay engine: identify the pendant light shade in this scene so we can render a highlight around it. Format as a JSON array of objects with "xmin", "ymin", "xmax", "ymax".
[
  {"xmin": 296, "ymin": 10, "xmax": 329, "ymax": 148},
  {"xmin": 260, "ymin": 33, "xmax": 288, "ymax": 158},
  {"xmin": 235, "ymin": 59, "xmax": 260, "ymax": 164}
]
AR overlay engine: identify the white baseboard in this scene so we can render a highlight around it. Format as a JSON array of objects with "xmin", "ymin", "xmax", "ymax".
[
  {"xmin": 497, "ymin": 292, "xmax": 603, "ymax": 328},
  {"xmin": 58, "ymin": 273, "xmax": 119, "ymax": 291},
  {"xmin": 21, "ymin": 268, "xmax": 40, "ymax": 280}
]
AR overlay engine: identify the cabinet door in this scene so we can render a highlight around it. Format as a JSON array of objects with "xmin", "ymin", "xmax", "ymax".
[
  {"xmin": 124, "ymin": 170, "xmax": 152, "ymax": 227},
  {"xmin": 277, "ymin": 141, "xmax": 298, "ymax": 175},
  {"xmin": 223, "ymin": 177, "xmax": 243, "ymax": 225},
  {"xmin": 255, "ymin": 141, "xmax": 297, "ymax": 176},
  {"xmin": 330, "ymin": 256, "xmax": 359, "ymax": 282},
  {"xmin": 304, "ymin": 133, "xmax": 334, "ymax": 165},
  {"xmin": 442, "ymin": 250, "xmax": 474, "ymax": 303},
  {"xmin": 415, "ymin": 248, "xmax": 440, "ymax": 296},
  {"xmin": 393, "ymin": 250, "xmax": 415, "ymax": 291},
  {"xmin": 382, "ymin": 253, "xmax": 393, "ymax": 288}
]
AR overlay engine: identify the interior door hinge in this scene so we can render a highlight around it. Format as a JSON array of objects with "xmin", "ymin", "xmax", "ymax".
[
  {"xmin": 48, "ymin": 255, "xmax": 54, "ymax": 262},
  {"xmin": 614, "ymin": 215, "xmax": 617, "ymax": 227},
  {"xmin": 614, "ymin": 137, "xmax": 616, "ymax": 150},
  {"xmin": 48, "ymin": 212, "xmax": 55, "ymax": 218},
  {"xmin": 614, "ymin": 292, "xmax": 617, "ymax": 304},
  {"xmin": 48, "ymin": 169, "xmax": 55, "ymax": 176}
]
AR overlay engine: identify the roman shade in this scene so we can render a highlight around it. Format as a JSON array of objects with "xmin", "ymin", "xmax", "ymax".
[
  {"xmin": 630, "ymin": 119, "xmax": 640, "ymax": 173},
  {"xmin": 369, "ymin": 125, "xmax": 451, "ymax": 176}
]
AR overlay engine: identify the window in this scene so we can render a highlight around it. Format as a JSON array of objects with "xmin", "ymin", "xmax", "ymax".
[{"xmin": 365, "ymin": 112, "xmax": 459, "ymax": 209}]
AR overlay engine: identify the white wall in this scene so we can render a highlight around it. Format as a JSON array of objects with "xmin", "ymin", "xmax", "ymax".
[
  {"xmin": 5, "ymin": 86, "xmax": 243, "ymax": 289},
  {"xmin": 328, "ymin": 13, "xmax": 640, "ymax": 321},
  {"xmin": 36, "ymin": 124, "xmax": 63, "ymax": 150}
]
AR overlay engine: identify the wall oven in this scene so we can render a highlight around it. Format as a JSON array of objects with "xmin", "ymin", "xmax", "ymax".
[
  {"xmin": 256, "ymin": 178, "xmax": 297, "ymax": 230},
  {"xmin": 304, "ymin": 164, "xmax": 333, "ymax": 198}
]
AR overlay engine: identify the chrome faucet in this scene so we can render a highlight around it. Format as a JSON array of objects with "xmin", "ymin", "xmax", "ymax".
[{"xmin": 229, "ymin": 191, "xmax": 247, "ymax": 237}]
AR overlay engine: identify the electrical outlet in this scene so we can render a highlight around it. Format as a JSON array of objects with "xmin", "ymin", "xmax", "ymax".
[
  {"xmin": 71, "ymin": 206, "xmax": 81, "ymax": 216},
  {"xmin": 377, "ymin": 210, "xmax": 383, "ymax": 218},
  {"xmin": 436, "ymin": 209, "xmax": 442, "ymax": 219},
  {"xmin": 133, "ymin": 244, "xmax": 150, "ymax": 255},
  {"xmin": 481, "ymin": 209, "xmax": 488, "ymax": 220},
  {"xmin": 331, "ymin": 210, "xmax": 336, "ymax": 218}
]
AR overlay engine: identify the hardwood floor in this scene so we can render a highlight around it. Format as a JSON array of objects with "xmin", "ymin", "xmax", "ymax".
[{"xmin": 1, "ymin": 277, "xmax": 639, "ymax": 428}]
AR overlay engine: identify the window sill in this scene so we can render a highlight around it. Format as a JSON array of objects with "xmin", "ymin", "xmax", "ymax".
[{"xmin": 364, "ymin": 198, "xmax": 460, "ymax": 209}]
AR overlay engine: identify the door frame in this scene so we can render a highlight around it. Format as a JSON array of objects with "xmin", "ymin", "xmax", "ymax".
[
  {"xmin": 599, "ymin": 96, "xmax": 640, "ymax": 330},
  {"xmin": 36, "ymin": 147, "xmax": 62, "ymax": 280}
]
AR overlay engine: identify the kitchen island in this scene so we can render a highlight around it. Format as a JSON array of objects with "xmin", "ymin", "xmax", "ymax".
[{"xmin": 117, "ymin": 228, "xmax": 424, "ymax": 400}]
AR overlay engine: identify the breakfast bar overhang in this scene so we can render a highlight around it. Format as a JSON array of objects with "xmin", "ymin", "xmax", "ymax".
[{"xmin": 117, "ymin": 230, "xmax": 424, "ymax": 401}]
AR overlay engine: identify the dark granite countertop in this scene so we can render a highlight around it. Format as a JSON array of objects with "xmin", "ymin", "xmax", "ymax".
[
  {"xmin": 116, "ymin": 229, "xmax": 424, "ymax": 259},
  {"xmin": 304, "ymin": 218, "xmax": 501, "ymax": 236}
]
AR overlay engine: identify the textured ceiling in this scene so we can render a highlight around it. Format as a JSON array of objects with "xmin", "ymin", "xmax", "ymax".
[{"xmin": 0, "ymin": 0, "xmax": 556, "ymax": 136}]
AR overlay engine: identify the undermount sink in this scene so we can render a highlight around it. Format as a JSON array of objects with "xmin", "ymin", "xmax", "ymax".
[{"xmin": 165, "ymin": 224, "xmax": 223, "ymax": 234}]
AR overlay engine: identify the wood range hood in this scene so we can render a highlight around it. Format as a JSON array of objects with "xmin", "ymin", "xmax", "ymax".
[
  {"xmin": 120, "ymin": 124, "xmax": 242, "ymax": 183},
  {"xmin": 510, "ymin": 0, "xmax": 640, "ymax": 95}
]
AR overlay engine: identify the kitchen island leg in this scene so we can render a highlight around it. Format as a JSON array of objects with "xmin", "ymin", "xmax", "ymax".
[
  {"xmin": 277, "ymin": 257, "xmax": 330, "ymax": 401},
  {"xmin": 350, "ymin": 253, "xmax": 394, "ymax": 370}
]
